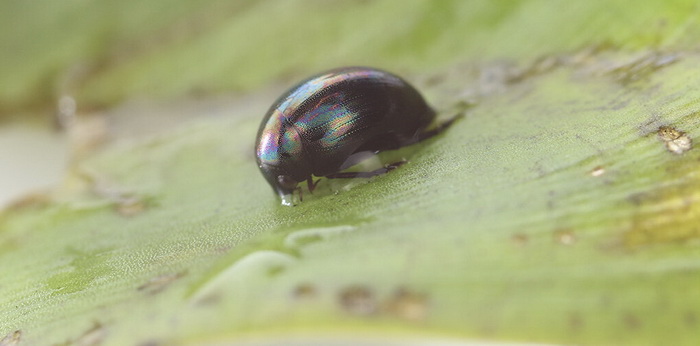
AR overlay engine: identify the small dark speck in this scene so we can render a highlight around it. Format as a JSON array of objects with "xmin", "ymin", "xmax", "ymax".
[
  {"xmin": 384, "ymin": 288, "xmax": 429, "ymax": 321},
  {"xmin": 424, "ymin": 73, "xmax": 446, "ymax": 86},
  {"xmin": 568, "ymin": 312, "xmax": 584, "ymax": 331},
  {"xmin": 293, "ymin": 283, "xmax": 317, "ymax": 299},
  {"xmin": 623, "ymin": 312, "xmax": 641, "ymax": 329},
  {"xmin": 61, "ymin": 322, "xmax": 106, "ymax": 346},
  {"xmin": 511, "ymin": 233, "xmax": 529, "ymax": 246},
  {"xmin": 137, "ymin": 341, "xmax": 162, "ymax": 346},
  {"xmin": 137, "ymin": 272, "xmax": 186, "ymax": 295},
  {"xmin": 685, "ymin": 311, "xmax": 697, "ymax": 327},
  {"xmin": 338, "ymin": 285, "xmax": 377, "ymax": 316}
]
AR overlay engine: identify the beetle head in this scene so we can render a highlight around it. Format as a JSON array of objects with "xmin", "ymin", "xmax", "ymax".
[{"xmin": 259, "ymin": 163, "xmax": 307, "ymax": 206}]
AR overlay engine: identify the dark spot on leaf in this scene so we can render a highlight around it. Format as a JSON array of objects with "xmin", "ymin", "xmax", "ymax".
[
  {"xmin": 623, "ymin": 172, "xmax": 700, "ymax": 247},
  {"xmin": 0, "ymin": 330, "xmax": 21, "ymax": 346},
  {"xmin": 423, "ymin": 72, "xmax": 446, "ymax": 86},
  {"xmin": 605, "ymin": 52, "xmax": 679, "ymax": 85},
  {"xmin": 136, "ymin": 340, "xmax": 162, "ymax": 346},
  {"xmin": 114, "ymin": 195, "xmax": 150, "ymax": 217},
  {"xmin": 137, "ymin": 272, "xmax": 186, "ymax": 295},
  {"xmin": 623, "ymin": 312, "xmax": 641, "ymax": 330},
  {"xmin": 338, "ymin": 285, "xmax": 376, "ymax": 316},
  {"xmin": 75, "ymin": 322, "xmax": 107, "ymax": 346},
  {"xmin": 57, "ymin": 322, "xmax": 106, "ymax": 346},
  {"xmin": 75, "ymin": 169, "xmax": 154, "ymax": 216},
  {"xmin": 590, "ymin": 166, "xmax": 605, "ymax": 177},
  {"xmin": 568, "ymin": 312, "xmax": 584, "ymax": 331},
  {"xmin": 511, "ymin": 233, "xmax": 529, "ymax": 246},
  {"xmin": 685, "ymin": 311, "xmax": 697, "ymax": 327},
  {"xmin": 4, "ymin": 192, "xmax": 51, "ymax": 212},
  {"xmin": 292, "ymin": 283, "xmax": 317, "ymax": 299},
  {"xmin": 657, "ymin": 125, "xmax": 692, "ymax": 154},
  {"xmin": 384, "ymin": 288, "xmax": 429, "ymax": 322}
]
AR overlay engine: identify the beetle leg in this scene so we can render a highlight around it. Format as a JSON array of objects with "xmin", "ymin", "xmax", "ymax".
[
  {"xmin": 296, "ymin": 185, "xmax": 303, "ymax": 202},
  {"xmin": 325, "ymin": 160, "xmax": 407, "ymax": 179},
  {"xmin": 386, "ymin": 160, "xmax": 407, "ymax": 169},
  {"xmin": 307, "ymin": 177, "xmax": 321, "ymax": 193},
  {"xmin": 413, "ymin": 113, "xmax": 464, "ymax": 143}
]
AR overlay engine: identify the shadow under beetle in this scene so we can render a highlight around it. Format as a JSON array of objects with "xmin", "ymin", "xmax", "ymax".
[{"xmin": 255, "ymin": 66, "xmax": 459, "ymax": 206}]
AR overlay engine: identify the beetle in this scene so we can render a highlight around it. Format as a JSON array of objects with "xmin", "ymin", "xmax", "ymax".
[{"xmin": 255, "ymin": 66, "xmax": 458, "ymax": 206}]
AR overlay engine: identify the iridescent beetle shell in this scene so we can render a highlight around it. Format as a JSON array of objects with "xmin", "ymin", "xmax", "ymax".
[{"xmin": 255, "ymin": 66, "xmax": 440, "ymax": 206}]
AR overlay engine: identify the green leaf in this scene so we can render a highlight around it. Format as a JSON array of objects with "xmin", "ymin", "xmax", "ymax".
[{"xmin": 2, "ymin": 1, "xmax": 700, "ymax": 345}]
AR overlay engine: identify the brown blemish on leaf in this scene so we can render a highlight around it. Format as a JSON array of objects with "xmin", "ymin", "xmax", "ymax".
[
  {"xmin": 292, "ymin": 283, "xmax": 317, "ymax": 299},
  {"xmin": 3, "ymin": 192, "xmax": 51, "ymax": 212},
  {"xmin": 384, "ymin": 288, "xmax": 429, "ymax": 322},
  {"xmin": 603, "ymin": 52, "xmax": 679, "ymax": 85},
  {"xmin": 509, "ymin": 55, "xmax": 564, "ymax": 84},
  {"xmin": 684, "ymin": 311, "xmax": 697, "ymax": 327},
  {"xmin": 136, "ymin": 341, "xmax": 162, "ymax": 346},
  {"xmin": 623, "ymin": 312, "xmax": 641, "ymax": 330},
  {"xmin": 74, "ymin": 322, "xmax": 107, "ymax": 346},
  {"xmin": 56, "ymin": 322, "xmax": 106, "ymax": 346},
  {"xmin": 338, "ymin": 285, "xmax": 377, "ymax": 316},
  {"xmin": 511, "ymin": 233, "xmax": 529, "ymax": 246},
  {"xmin": 625, "ymin": 185, "xmax": 700, "ymax": 247},
  {"xmin": 0, "ymin": 330, "xmax": 21, "ymax": 346},
  {"xmin": 620, "ymin": 136, "xmax": 700, "ymax": 247},
  {"xmin": 114, "ymin": 195, "xmax": 148, "ymax": 216},
  {"xmin": 590, "ymin": 166, "xmax": 605, "ymax": 177},
  {"xmin": 568, "ymin": 312, "xmax": 584, "ymax": 331},
  {"xmin": 137, "ymin": 272, "xmax": 186, "ymax": 295},
  {"xmin": 75, "ymin": 169, "xmax": 152, "ymax": 216},
  {"xmin": 657, "ymin": 125, "xmax": 692, "ymax": 154}
]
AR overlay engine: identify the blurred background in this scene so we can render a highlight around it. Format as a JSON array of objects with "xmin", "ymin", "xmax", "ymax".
[{"xmin": 0, "ymin": 0, "xmax": 692, "ymax": 206}]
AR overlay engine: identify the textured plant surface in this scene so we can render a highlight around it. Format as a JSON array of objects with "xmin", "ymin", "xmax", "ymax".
[{"xmin": 2, "ymin": 1, "xmax": 700, "ymax": 345}]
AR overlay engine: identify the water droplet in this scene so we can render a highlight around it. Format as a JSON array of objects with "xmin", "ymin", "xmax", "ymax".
[
  {"xmin": 284, "ymin": 225, "xmax": 357, "ymax": 249},
  {"xmin": 190, "ymin": 251, "xmax": 296, "ymax": 305}
]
